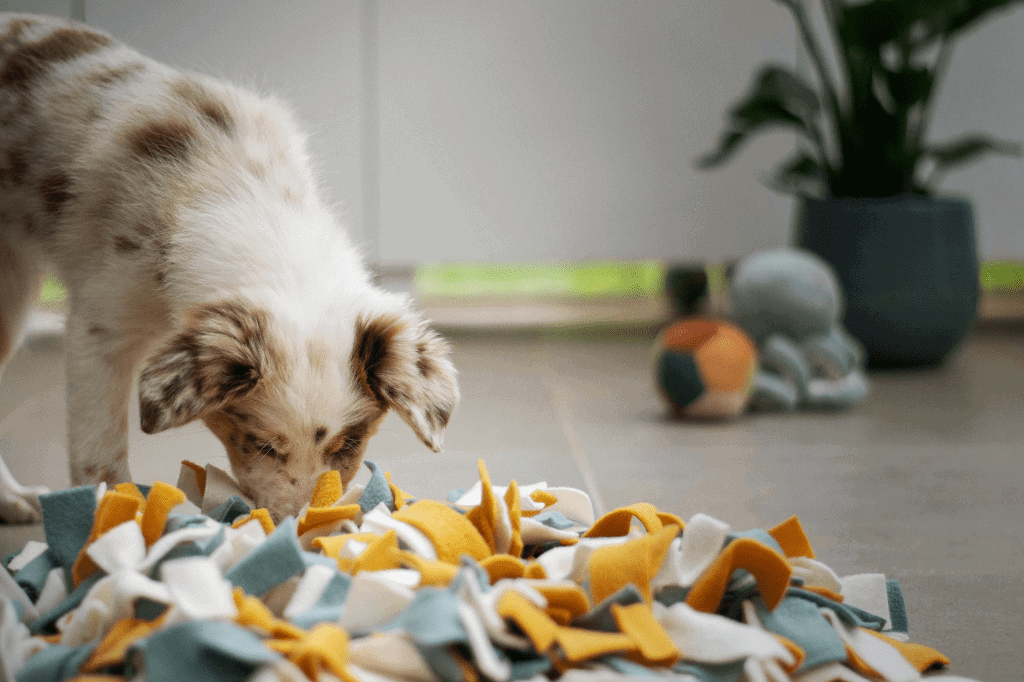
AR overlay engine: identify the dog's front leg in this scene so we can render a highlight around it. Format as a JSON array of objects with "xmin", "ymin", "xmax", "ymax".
[{"xmin": 65, "ymin": 314, "xmax": 149, "ymax": 487}]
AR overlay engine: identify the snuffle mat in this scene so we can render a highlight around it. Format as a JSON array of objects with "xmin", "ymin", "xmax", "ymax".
[{"xmin": 1, "ymin": 459, "xmax": 963, "ymax": 682}]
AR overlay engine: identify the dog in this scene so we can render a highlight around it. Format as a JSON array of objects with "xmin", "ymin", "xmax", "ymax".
[{"xmin": 0, "ymin": 13, "xmax": 459, "ymax": 522}]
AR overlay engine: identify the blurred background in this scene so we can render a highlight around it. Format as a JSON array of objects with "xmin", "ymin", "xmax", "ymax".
[
  {"xmin": 12, "ymin": 0, "xmax": 1018, "ymax": 326},
  {"xmin": 1, "ymin": 2, "xmax": 1023, "ymax": 680}
]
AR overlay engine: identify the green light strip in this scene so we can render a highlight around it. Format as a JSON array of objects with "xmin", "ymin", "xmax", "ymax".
[
  {"xmin": 38, "ymin": 260, "xmax": 1023, "ymax": 306},
  {"xmin": 980, "ymin": 260, "xmax": 1024, "ymax": 292},
  {"xmin": 414, "ymin": 261, "xmax": 666, "ymax": 298},
  {"xmin": 40, "ymin": 275, "xmax": 66, "ymax": 304}
]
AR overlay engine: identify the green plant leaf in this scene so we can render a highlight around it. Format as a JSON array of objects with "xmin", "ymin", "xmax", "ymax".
[
  {"xmin": 840, "ymin": 0, "xmax": 1024, "ymax": 48},
  {"xmin": 696, "ymin": 104, "xmax": 804, "ymax": 169},
  {"xmin": 752, "ymin": 64, "xmax": 821, "ymax": 118},
  {"xmin": 944, "ymin": 0, "xmax": 1024, "ymax": 38},
  {"xmin": 926, "ymin": 133, "xmax": 1023, "ymax": 171},
  {"xmin": 766, "ymin": 151, "xmax": 826, "ymax": 196},
  {"xmin": 837, "ymin": 1, "xmax": 918, "ymax": 48},
  {"xmin": 697, "ymin": 65, "xmax": 821, "ymax": 169},
  {"xmin": 883, "ymin": 66, "xmax": 933, "ymax": 111}
]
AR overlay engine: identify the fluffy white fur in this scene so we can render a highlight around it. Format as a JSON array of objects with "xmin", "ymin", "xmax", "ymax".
[{"xmin": 0, "ymin": 13, "xmax": 458, "ymax": 522}]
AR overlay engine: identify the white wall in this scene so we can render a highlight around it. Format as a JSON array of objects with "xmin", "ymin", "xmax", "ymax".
[
  {"xmin": 375, "ymin": 0, "xmax": 798, "ymax": 266},
  {"xmin": 6, "ymin": 2, "xmax": 1020, "ymax": 262},
  {"xmin": 928, "ymin": 6, "xmax": 1024, "ymax": 260}
]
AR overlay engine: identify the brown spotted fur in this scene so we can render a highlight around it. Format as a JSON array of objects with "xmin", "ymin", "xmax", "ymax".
[{"xmin": 0, "ymin": 13, "xmax": 459, "ymax": 521}]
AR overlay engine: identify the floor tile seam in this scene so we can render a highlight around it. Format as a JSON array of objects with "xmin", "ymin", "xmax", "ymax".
[{"xmin": 537, "ymin": 372, "xmax": 606, "ymax": 517}]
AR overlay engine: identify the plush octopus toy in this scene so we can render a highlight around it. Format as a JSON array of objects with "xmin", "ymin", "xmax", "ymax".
[{"xmin": 729, "ymin": 248, "xmax": 870, "ymax": 411}]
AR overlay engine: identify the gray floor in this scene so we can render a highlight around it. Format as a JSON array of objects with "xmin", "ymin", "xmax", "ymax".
[{"xmin": 1, "ymin": 322, "xmax": 1022, "ymax": 681}]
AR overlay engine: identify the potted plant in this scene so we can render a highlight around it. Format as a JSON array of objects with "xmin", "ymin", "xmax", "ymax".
[{"xmin": 697, "ymin": 0, "xmax": 1023, "ymax": 367}]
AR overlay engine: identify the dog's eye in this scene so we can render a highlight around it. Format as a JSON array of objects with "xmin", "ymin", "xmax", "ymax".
[
  {"xmin": 257, "ymin": 440, "xmax": 287, "ymax": 463},
  {"xmin": 330, "ymin": 441, "xmax": 358, "ymax": 460},
  {"xmin": 324, "ymin": 418, "xmax": 377, "ymax": 467},
  {"xmin": 240, "ymin": 432, "xmax": 287, "ymax": 463},
  {"xmin": 328, "ymin": 433, "xmax": 365, "ymax": 462}
]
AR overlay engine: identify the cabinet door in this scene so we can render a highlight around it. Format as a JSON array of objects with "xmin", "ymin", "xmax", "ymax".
[
  {"xmin": 85, "ymin": 0, "xmax": 369, "ymax": 247},
  {"xmin": 0, "ymin": 0, "xmax": 74, "ymax": 17}
]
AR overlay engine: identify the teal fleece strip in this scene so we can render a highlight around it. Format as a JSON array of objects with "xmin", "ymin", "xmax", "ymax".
[
  {"xmin": 752, "ymin": 595, "xmax": 847, "ymax": 672},
  {"xmin": 226, "ymin": 516, "xmax": 305, "ymax": 596},
  {"xmin": 14, "ymin": 550, "xmax": 60, "ymax": 601},
  {"xmin": 673, "ymin": 660, "xmax": 746, "ymax": 682},
  {"xmin": 886, "ymin": 578, "xmax": 909, "ymax": 634},
  {"xmin": 15, "ymin": 643, "xmax": 95, "ymax": 682},
  {"xmin": 38, "ymin": 486, "xmax": 97, "ymax": 571},
  {"xmin": 134, "ymin": 621, "xmax": 280, "ymax": 682},
  {"xmin": 359, "ymin": 460, "xmax": 395, "ymax": 513},
  {"xmin": 30, "ymin": 571, "xmax": 104, "ymax": 635},
  {"xmin": 291, "ymin": 570, "xmax": 352, "ymax": 629}
]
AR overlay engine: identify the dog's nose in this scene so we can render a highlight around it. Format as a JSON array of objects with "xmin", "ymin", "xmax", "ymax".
[{"xmin": 260, "ymin": 495, "xmax": 300, "ymax": 524}]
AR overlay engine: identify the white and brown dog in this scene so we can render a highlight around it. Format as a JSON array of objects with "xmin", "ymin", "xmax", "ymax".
[{"xmin": 0, "ymin": 13, "xmax": 458, "ymax": 522}]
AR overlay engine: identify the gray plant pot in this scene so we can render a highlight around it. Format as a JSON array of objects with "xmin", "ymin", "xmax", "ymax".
[{"xmin": 795, "ymin": 196, "xmax": 979, "ymax": 369}]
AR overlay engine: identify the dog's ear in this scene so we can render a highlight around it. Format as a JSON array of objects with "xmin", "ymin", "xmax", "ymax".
[
  {"xmin": 138, "ymin": 301, "xmax": 272, "ymax": 434},
  {"xmin": 351, "ymin": 312, "xmax": 459, "ymax": 451}
]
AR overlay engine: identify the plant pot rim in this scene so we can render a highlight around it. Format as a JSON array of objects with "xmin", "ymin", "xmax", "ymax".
[{"xmin": 804, "ymin": 194, "xmax": 972, "ymax": 207}]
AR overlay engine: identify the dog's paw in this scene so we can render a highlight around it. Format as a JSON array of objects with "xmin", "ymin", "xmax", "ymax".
[
  {"xmin": 0, "ymin": 487, "xmax": 46, "ymax": 524},
  {"xmin": 0, "ymin": 454, "xmax": 49, "ymax": 524}
]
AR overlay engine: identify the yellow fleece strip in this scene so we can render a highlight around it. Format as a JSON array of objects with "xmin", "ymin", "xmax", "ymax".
[
  {"xmin": 685, "ymin": 537, "xmax": 791, "ymax": 613},
  {"xmin": 611, "ymin": 602, "xmax": 680, "ymax": 665},
  {"xmin": 483, "ymin": 589, "xmax": 688, "ymax": 665},
  {"xmin": 587, "ymin": 525, "xmax": 679, "ymax": 605},
  {"xmin": 480, "ymin": 554, "xmax": 527, "ymax": 582},
  {"xmin": 555, "ymin": 628, "xmax": 635, "ymax": 662},
  {"xmin": 656, "ymin": 511, "xmax": 686, "ymax": 532},
  {"xmin": 534, "ymin": 583, "xmax": 591, "ymax": 622},
  {"xmin": 310, "ymin": 470, "xmax": 343, "ymax": 507},
  {"xmin": 584, "ymin": 503, "xmax": 664, "ymax": 538},
  {"xmin": 233, "ymin": 587, "xmax": 305, "ymax": 640},
  {"xmin": 231, "ymin": 508, "xmax": 276, "ymax": 535},
  {"xmin": 523, "ymin": 490, "xmax": 558, "ymax": 517},
  {"xmin": 82, "ymin": 616, "xmax": 166, "ymax": 672},
  {"xmin": 297, "ymin": 504, "xmax": 361, "ymax": 537},
  {"xmin": 861, "ymin": 628, "xmax": 951, "ymax": 672},
  {"xmin": 312, "ymin": 532, "xmax": 379, "ymax": 560},
  {"xmin": 497, "ymin": 590, "xmax": 559, "ymax": 651},
  {"xmin": 384, "ymin": 471, "xmax": 411, "ymax": 510},
  {"xmin": 112, "ymin": 482, "xmax": 146, "ymax": 508},
  {"xmin": 585, "ymin": 499, "xmax": 663, "ymax": 536},
  {"xmin": 72, "ymin": 491, "xmax": 143, "ymax": 586},
  {"xmin": 268, "ymin": 623, "xmax": 360, "ymax": 682},
  {"xmin": 139, "ymin": 482, "xmax": 186, "ymax": 547},
  {"xmin": 394, "ymin": 550, "xmax": 459, "ymax": 587},
  {"xmin": 525, "ymin": 562, "xmax": 547, "ymax": 579},
  {"xmin": 504, "ymin": 480, "xmax": 524, "ymax": 558},
  {"xmin": 466, "ymin": 460, "xmax": 499, "ymax": 553},
  {"xmin": 352, "ymin": 530, "xmax": 401, "ymax": 574},
  {"xmin": 392, "ymin": 499, "xmax": 492, "ymax": 564},
  {"xmin": 768, "ymin": 515, "xmax": 815, "ymax": 559}
]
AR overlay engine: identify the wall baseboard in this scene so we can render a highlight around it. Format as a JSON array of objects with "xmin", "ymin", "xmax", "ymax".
[{"xmin": 979, "ymin": 292, "xmax": 1024, "ymax": 323}]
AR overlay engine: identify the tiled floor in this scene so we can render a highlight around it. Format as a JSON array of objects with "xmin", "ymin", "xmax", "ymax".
[{"xmin": 1, "ymin": 321, "xmax": 1022, "ymax": 681}]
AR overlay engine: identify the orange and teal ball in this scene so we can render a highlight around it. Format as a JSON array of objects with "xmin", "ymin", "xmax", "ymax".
[{"xmin": 655, "ymin": 318, "xmax": 757, "ymax": 419}]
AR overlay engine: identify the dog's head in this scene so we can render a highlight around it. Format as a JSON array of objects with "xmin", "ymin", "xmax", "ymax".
[{"xmin": 138, "ymin": 297, "xmax": 458, "ymax": 520}]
